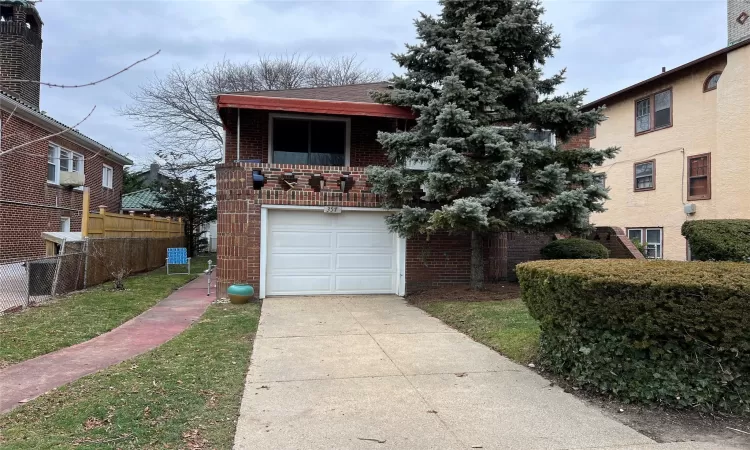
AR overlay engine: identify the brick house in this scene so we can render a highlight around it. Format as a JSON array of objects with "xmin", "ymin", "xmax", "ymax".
[
  {"xmin": 215, "ymin": 83, "xmax": 556, "ymax": 298},
  {"xmin": 0, "ymin": 0, "xmax": 132, "ymax": 263}
]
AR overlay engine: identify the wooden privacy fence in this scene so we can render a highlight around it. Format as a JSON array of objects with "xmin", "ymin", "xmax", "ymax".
[
  {"xmin": 81, "ymin": 190, "xmax": 183, "ymax": 238},
  {"xmin": 85, "ymin": 236, "xmax": 185, "ymax": 287}
]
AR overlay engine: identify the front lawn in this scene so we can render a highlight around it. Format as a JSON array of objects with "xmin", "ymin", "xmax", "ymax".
[
  {"xmin": 419, "ymin": 298, "xmax": 540, "ymax": 364},
  {"xmin": 0, "ymin": 255, "xmax": 213, "ymax": 367},
  {"xmin": 0, "ymin": 303, "xmax": 260, "ymax": 449}
]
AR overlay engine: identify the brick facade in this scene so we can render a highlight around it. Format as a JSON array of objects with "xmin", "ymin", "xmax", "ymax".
[
  {"xmin": 0, "ymin": 111, "xmax": 125, "ymax": 263},
  {"xmin": 587, "ymin": 226, "xmax": 645, "ymax": 259},
  {"xmin": 222, "ymin": 109, "xmax": 395, "ymax": 166},
  {"xmin": 0, "ymin": 2, "xmax": 42, "ymax": 107}
]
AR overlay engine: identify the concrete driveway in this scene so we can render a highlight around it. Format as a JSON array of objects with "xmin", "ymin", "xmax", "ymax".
[{"xmin": 234, "ymin": 296, "xmax": 663, "ymax": 450}]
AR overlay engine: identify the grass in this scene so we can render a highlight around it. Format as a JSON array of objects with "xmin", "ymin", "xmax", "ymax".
[
  {"xmin": 419, "ymin": 299, "xmax": 540, "ymax": 364},
  {"xmin": 0, "ymin": 302, "xmax": 261, "ymax": 449},
  {"xmin": 0, "ymin": 255, "xmax": 214, "ymax": 367}
]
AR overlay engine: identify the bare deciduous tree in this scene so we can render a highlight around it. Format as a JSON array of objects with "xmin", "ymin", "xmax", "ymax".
[{"xmin": 120, "ymin": 54, "xmax": 383, "ymax": 174}]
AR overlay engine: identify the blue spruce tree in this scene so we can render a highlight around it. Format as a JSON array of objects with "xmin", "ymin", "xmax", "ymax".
[{"xmin": 367, "ymin": 0, "xmax": 617, "ymax": 288}]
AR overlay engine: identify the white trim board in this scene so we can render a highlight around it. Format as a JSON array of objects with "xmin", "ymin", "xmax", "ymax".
[{"xmin": 258, "ymin": 205, "xmax": 405, "ymax": 298}]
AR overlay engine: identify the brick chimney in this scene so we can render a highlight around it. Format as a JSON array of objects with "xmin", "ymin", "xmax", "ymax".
[
  {"xmin": 0, "ymin": 0, "xmax": 43, "ymax": 108},
  {"xmin": 728, "ymin": 0, "xmax": 750, "ymax": 45}
]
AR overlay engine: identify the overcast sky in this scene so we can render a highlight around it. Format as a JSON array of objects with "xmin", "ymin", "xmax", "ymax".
[{"xmin": 35, "ymin": 0, "xmax": 728, "ymax": 167}]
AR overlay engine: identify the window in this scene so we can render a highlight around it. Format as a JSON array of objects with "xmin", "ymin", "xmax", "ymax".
[
  {"xmin": 102, "ymin": 164, "xmax": 114, "ymax": 189},
  {"xmin": 635, "ymin": 88, "xmax": 672, "ymax": 134},
  {"xmin": 270, "ymin": 115, "xmax": 349, "ymax": 166},
  {"xmin": 589, "ymin": 126, "xmax": 596, "ymax": 139},
  {"xmin": 628, "ymin": 227, "xmax": 663, "ymax": 259},
  {"xmin": 633, "ymin": 160, "xmax": 655, "ymax": 191},
  {"xmin": 47, "ymin": 144, "xmax": 83, "ymax": 185},
  {"xmin": 593, "ymin": 173, "xmax": 606, "ymax": 189},
  {"xmin": 687, "ymin": 153, "xmax": 710, "ymax": 200},
  {"xmin": 703, "ymin": 72, "xmax": 721, "ymax": 92},
  {"xmin": 60, "ymin": 217, "xmax": 71, "ymax": 233}
]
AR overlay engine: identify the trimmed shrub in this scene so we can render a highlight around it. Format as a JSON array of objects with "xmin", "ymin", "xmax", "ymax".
[
  {"xmin": 540, "ymin": 238, "xmax": 609, "ymax": 260},
  {"xmin": 517, "ymin": 260, "xmax": 750, "ymax": 414},
  {"xmin": 682, "ymin": 220, "xmax": 750, "ymax": 262}
]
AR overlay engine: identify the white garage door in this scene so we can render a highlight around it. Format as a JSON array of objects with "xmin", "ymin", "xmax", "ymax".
[{"xmin": 266, "ymin": 209, "xmax": 400, "ymax": 296}]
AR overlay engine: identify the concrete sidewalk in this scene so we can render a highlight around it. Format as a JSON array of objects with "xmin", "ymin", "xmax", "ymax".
[
  {"xmin": 234, "ymin": 296, "xmax": 724, "ymax": 450},
  {"xmin": 0, "ymin": 275, "xmax": 213, "ymax": 414}
]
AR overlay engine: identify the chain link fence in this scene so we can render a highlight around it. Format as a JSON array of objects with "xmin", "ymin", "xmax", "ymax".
[
  {"xmin": 0, "ymin": 236, "xmax": 184, "ymax": 314},
  {"xmin": 0, "ymin": 250, "xmax": 87, "ymax": 313}
]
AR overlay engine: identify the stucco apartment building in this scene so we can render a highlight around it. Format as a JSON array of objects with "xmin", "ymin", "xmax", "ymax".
[
  {"xmin": 586, "ymin": 0, "xmax": 750, "ymax": 260},
  {"xmin": 0, "ymin": 0, "xmax": 131, "ymax": 263}
]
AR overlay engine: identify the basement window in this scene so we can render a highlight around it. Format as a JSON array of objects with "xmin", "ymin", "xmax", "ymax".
[{"xmin": 270, "ymin": 115, "xmax": 349, "ymax": 166}]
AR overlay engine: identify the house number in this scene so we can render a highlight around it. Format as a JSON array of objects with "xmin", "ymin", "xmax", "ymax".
[{"xmin": 323, "ymin": 206, "xmax": 342, "ymax": 214}]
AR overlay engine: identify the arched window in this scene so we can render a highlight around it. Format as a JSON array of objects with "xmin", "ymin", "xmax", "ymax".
[{"xmin": 703, "ymin": 72, "xmax": 721, "ymax": 92}]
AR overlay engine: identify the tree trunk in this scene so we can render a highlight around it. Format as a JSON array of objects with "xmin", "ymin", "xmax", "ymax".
[{"xmin": 470, "ymin": 231, "xmax": 484, "ymax": 290}]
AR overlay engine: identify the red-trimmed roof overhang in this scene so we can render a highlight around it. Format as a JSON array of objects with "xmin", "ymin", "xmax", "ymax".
[{"xmin": 216, "ymin": 94, "xmax": 415, "ymax": 120}]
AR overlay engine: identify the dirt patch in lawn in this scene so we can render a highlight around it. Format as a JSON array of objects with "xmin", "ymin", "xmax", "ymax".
[{"xmin": 407, "ymin": 282, "xmax": 521, "ymax": 304}]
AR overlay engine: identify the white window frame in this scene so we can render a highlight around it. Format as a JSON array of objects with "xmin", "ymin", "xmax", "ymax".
[
  {"xmin": 627, "ymin": 227, "xmax": 663, "ymax": 259},
  {"xmin": 268, "ymin": 113, "xmax": 351, "ymax": 166},
  {"xmin": 47, "ymin": 144, "xmax": 84, "ymax": 186},
  {"xmin": 60, "ymin": 217, "xmax": 71, "ymax": 232},
  {"xmin": 102, "ymin": 164, "xmax": 114, "ymax": 189}
]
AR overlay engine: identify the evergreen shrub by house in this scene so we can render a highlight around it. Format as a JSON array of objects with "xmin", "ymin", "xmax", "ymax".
[
  {"xmin": 682, "ymin": 219, "xmax": 750, "ymax": 262},
  {"xmin": 540, "ymin": 238, "xmax": 609, "ymax": 260},
  {"xmin": 517, "ymin": 260, "xmax": 750, "ymax": 413}
]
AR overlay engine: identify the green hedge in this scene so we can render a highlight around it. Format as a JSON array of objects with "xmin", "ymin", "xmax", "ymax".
[
  {"xmin": 517, "ymin": 260, "xmax": 750, "ymax": 413},
  {"xmin": 682, "ymin": 220, "xmax": 750, "ymax": 262},
  {"xmin": 540, "ymin": 238, "xmax": 609, "ymax": 259}
]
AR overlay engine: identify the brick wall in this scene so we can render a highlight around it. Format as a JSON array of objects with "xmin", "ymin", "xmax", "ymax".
[
  {"xmin": 0, "ymin": 111, "xmax": 125, "ymax": 263},
  {"xmin": 406, "ymin": 232, "xmax": 472, "ymax": 293},
  {"xmin": 506, "ymin": 232, "xmax": 554, "ymax": 279},
  {"xmin": 0, "ymin": 3, "xmax": 42, "ymax": 107},
  {"xmin": 222, "ymin": 109, "xmax": 395, "ymax": 166},
  {"xmin": 588, "ymin": 226, "xmax": 645, "ymax": 259},
  {"xmin": 560, "ymin": 130, "xmax": 590, "ymax": 150}
]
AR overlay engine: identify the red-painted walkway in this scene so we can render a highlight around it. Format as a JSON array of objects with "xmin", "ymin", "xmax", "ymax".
[{"xmin": 0, "ymin": 275, "xmax": 213, "ymax": 414}]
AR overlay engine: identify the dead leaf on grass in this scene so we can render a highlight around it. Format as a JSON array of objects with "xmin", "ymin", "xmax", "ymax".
[
  {"xmin": 83, "ymin": 417, "xmax": 106, "ymax": 431},
  {"xmin": 183, "ymin": 428, "xmax": 208, "ymax": 449}
]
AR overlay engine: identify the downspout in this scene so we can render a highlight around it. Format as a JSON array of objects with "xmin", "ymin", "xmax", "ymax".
[{"xmin": 236, "ymin": 108, "xmax": 240, "ymax": 162}]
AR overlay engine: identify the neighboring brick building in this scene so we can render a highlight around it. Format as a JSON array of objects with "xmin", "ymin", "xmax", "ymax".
[
  {"xmin": 214, "ymin": 83, "xmax": 555, "ymax": 298},
  {"xmin": 0, "ymin": 1, "xmax": 132, "ymax": 262}
]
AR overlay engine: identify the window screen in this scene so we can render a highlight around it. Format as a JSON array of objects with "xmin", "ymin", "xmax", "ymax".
[
  {"xmin": 47, "ymin": 147, "xmax": 56, "ymax": 182},
  {"xmin": 654, "ymin": 90, "xmax": 671, "ymax": 129},
  {"xmin": 634, "ymin": 161, "xmax": 654, "ymax": 190},
  {"xmin": 635, "ymin": 98, "xmax": 650, "ymax": 133}
]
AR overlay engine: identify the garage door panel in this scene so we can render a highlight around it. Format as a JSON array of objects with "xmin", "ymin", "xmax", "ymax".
[
  {"xmin": 335, "ymin": 274, "xmax": 395, "ymax": 292},
  {"xmin": 271, "ymin": 211, "xmax": 333, "ymax": 227},
  {"xmin": 336, "ymin": 253, "xmax": 393, "ymax": 270},
  {"xmin": 271, "ymin": 231, "xmax": 332, "ymax": 249},
  {"xmin": 270, "ymin": 253, "xmax": 332, "ymax": 270},
  {"xmin": 266, "ymin": 210, "xmax": 399, "ymax": 296},
  {"xmin": 337, "ymin": 232, "xmax": 393, "ymax": 249},
  {"xmin": 334, "ymin": 213, "xmax": 391, "ymax": 229},
  {"xmin": 267, "ymin": 275, "xmax": 332, "ymax": 294}
]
